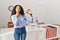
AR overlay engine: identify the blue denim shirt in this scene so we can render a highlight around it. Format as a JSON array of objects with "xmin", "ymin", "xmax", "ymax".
[{"xmin": 11, "ymin": 14, "xmax": 32, "ymax": 28}]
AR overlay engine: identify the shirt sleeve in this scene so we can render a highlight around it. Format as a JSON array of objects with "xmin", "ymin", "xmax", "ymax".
[
  {"xmin": 24, "ymin": 15, "xmax": 30, "ymax": 22},
  {"xmin": 24, "ymin": 15, "xmax": 33, "ymax": 23},
  {"xmin": 11, "ymin": 16, "xmax": 20, "ymax": 26},
  {"xmin": 33, "ymin": 17, "xmax": 36, "ymax": 23}
]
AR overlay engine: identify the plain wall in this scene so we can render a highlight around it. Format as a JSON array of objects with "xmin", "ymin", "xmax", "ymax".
[
  {"xmin": 46, "ymin": 0, "xmax": 60, "ymax": 24},
  {"xmin": 0, "ymin": 0, "xmax": 48, "ymax": 28}
]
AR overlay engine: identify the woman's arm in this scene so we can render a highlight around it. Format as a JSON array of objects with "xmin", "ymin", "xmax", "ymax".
[
  {"xmin": 24, "ymin": 15, "xmax": 34, "ymax": 23},
  {"xmin": 24, "ymin": 15, "xmax": 30, "ymax": 22}
]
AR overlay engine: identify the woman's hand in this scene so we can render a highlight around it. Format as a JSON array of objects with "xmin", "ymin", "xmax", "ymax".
[
  {"xmin": 16, "ymin": 13, "xmax": 20, "ymax": 18},
  {"xmin": 28, "ymin": 14, "xmax": 33, "ymax": 18},
  {"xmin": 30, "ymin": 14, "xmax": 33, "ymax": 17}
]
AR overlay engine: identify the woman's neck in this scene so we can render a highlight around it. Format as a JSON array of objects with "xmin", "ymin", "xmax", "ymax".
[{"xmin": 16, "ymin": 12, "xmax": 20, "ymax": 14}]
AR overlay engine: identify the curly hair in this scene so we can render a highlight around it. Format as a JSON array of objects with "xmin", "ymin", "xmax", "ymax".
[{"xmin": 11, "ymin": 5, "xmax": 25, "ymax": 16}]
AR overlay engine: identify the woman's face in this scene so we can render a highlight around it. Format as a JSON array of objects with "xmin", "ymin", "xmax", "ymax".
[
  {"xmin": 16, "ymin": 6, "xmax": 21, "ymax": 14},
  {"xmin": 27, "ymin": 10, "xmax": 32, "ymax": 14}
]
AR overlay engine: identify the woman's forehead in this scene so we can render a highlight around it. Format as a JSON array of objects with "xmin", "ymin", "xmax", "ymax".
[{"xmin": 16, "ymin": 6, "xmax": 20, "ymax": 8}]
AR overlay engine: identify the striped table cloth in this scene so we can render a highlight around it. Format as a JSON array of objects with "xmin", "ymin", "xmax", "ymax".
[{"xmin": 43, "ymin": 26, "xmax": 57, "ymax": 38}]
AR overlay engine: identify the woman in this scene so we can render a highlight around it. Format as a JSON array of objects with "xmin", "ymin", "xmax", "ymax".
[
  {"xmin": 26, "ymin": 9, "xmax": 36, "ymax": 23},
  {"xmin": 11, "ymin": 5, "xmax": 31, "ymax": 40}
]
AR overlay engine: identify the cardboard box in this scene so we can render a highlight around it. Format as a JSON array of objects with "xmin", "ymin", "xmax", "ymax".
[
  {"xmin": 52, "ymin": 38, "xmax": 58, "ymax": 40},
  {"xmin": 53, "ymin": 24, "xmax": 60, "ymax": 26},
  {"xmin": 58, "ymin": 38, "xmax": 60, "ymax": 40},
  {"xmin": 8, "ymin": 22, "xmax": 14, "ymax": 28},
  {"xmin": 52, "ymin": 38, "xmax": 60, "ymax": 40}
]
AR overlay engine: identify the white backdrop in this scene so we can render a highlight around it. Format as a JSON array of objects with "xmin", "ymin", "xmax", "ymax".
[
  {"xmin": 0, "ymin": 0, "xmax": 48, "ymax": 28},
  {"xmin": 46, "ymin": 0, "xmax": 60, "ymax": 24}
]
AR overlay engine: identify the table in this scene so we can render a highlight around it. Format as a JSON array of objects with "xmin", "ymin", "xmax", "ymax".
[
  {"xmin": 0, "ymin": 27, "xmax": 46, "ymax": 40},
  {"xmin": 38, "ymin": 24, "xmax": 60, "ymax": 40}
]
